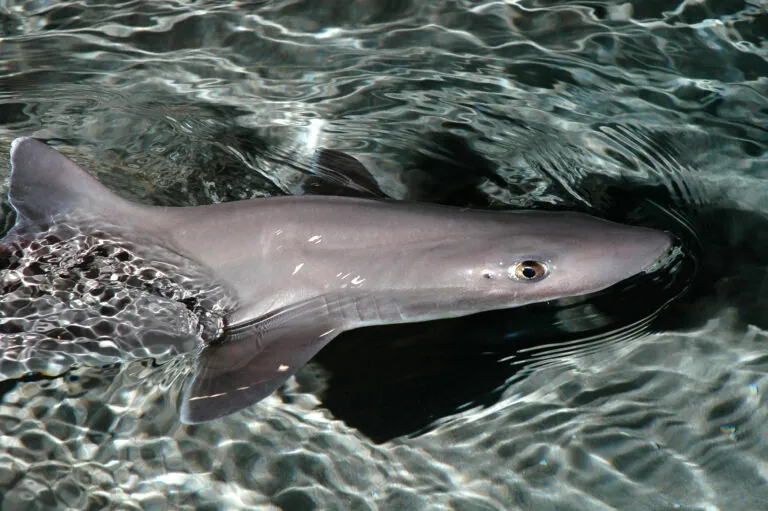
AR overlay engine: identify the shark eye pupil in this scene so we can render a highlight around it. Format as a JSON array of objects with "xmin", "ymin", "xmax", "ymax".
[{"xmin": 511, "ymin": 260, "xmax": 548, "ymax": 282}]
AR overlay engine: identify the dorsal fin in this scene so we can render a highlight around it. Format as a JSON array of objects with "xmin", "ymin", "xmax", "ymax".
[
  {"xmin": 9, "ymin": 137, "xmax": 132, "ymax": 227},
  {"xmin": 304, "ymin": 148, "xmax": 388, "ymax": 198}
]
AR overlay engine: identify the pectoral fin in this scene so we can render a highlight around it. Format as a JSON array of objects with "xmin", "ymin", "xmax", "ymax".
[
  {"xmin": 180, "ymin": 298, "xmax": 343, "ymax": 424},
  {"xmin": 304, "ymin": 148, "xmax": 387, "ymax": 198}
]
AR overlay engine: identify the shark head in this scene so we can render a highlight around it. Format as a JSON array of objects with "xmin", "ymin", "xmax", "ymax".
[{"xmin": 398, "ymin": 210, "xmax": 673, "ymax": 319}]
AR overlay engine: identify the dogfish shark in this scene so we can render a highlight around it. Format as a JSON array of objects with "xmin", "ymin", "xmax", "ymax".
[{"xmin": 1, "ymin": 137, "xmax": 673, "ymax": 423}]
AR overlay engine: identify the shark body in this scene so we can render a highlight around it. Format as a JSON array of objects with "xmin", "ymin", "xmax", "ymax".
[{"xmin": 1, "ymin": 137, "xmax": 672, "ymax": 422}]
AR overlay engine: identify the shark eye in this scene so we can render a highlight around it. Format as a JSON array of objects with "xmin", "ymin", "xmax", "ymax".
[{"xmin": 510, "ymin": 260, "xmax": 549, "ymax": 282}]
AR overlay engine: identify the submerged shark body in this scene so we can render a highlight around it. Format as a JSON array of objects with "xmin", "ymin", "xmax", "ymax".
[{"xmin": 1, "ymin": 137, "xmax": 672, "ymax": 423}]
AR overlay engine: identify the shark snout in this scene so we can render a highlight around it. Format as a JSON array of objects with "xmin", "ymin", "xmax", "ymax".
[
  {"xmin": 637, "ymin": 228, "xmax": 674, "ymax": 270},
  {"xmin": 612, "ymin": 226, "xmax": 674, "ymax": 279},
  {"xmin": 563, "ymin": 222, "xmax": 675, "ymax": 297}
]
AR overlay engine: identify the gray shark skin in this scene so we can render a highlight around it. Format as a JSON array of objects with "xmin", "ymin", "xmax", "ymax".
[{"xmin": 2, "ymin": 137, "xmax": 673, "ymax": 424}]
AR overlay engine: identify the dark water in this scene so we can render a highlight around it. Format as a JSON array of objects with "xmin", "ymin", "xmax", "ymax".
[{"xmin": 1, "ymin": 1, "xmax": 767, "ymax": 510}]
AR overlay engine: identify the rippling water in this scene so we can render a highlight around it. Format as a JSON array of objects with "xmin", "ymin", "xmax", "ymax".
[{"xmin": 1, "ymin": 0, "xmax": 767, "ymax": 509}]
